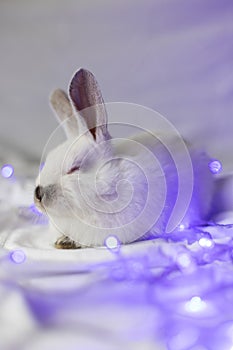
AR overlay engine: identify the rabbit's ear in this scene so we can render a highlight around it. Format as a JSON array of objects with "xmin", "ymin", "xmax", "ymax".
[
  {"xmin": 50, "ymin": 89, "xmax": 79, "ymax": 138},
  {"xmin": 69, "ymin": 68, "xmax": 110, "ymax": 142}
]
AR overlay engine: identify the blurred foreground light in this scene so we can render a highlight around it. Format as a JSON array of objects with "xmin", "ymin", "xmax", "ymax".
[
  {"xmin": 208, "ymin": 160, "xmax": 222, "ymax": 174},
  {"xmin": 1, "ymin": 164, "xmax": 14, "ymax": 178},
  {"xmin": 29, "ymin": 204, "xmax": 42, "ymax": 216},
  {"xmin": 177, "ymin": 253, "xmax": 192, "ymax": 268},
  {"xmin": 199, "ymin": 237, "xmax": 214, "ymax": 248},
  {"xmin": 105, "ymin": 235, "xmax": 120, "ymax": 252},
  {"xmin": 178, "ymin": 224, "xmax": 185, "ymax": 231},
  {"xmin": 10, "ymin": 250, "xmax": 26, "ymax": 264},
  {"xmin": 185, "ymin": 296, "xmax": 206, "ymax": 313}
]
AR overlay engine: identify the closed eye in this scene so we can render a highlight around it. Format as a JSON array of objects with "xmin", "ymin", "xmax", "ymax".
[{"xmin": 67, "ymin": 165, "xmax": 80, "ymax": 174}]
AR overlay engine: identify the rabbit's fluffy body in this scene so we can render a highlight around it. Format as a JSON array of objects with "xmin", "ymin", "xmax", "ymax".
[{"xmin": 35, "ymin": 69, "xmax": 214, "ymax": 248}]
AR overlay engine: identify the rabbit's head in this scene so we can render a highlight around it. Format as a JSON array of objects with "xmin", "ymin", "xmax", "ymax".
[
  {"xmin": 34, "ymin": 69, "xmax": 119, "ymax": 226},
  {"xmin": 34, "ymin": 69, "xmax": 171, "ymax": 246}
]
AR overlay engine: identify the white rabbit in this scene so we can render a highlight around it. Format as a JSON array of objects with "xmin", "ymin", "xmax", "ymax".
[{"xmin": 35, "ymin": 68, "xmax": 216, "ymax": 249}]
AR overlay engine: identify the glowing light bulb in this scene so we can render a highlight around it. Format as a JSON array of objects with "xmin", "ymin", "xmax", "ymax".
[
  {"xmin": 105, "ymin": 235, "xmax": 120, "ymax": 252},
  {"xmin": 177, "ymin": 253, "xmax": 192, "ymax": 268},
  {"xmin": 1, "ymin": 164, "xmax": 14, "ymax": 178},
  {"xmin": 199, "ymin": 237, "xmax": 214, "ymax": 248},
  {"xmin": 10, "ymin": 250, "xmax": 26, "ymax": 264},
  {"xmin": 208, "ymin": 160, "xmax": 222, "ymax": 174},
  {"xmin": 185, "ymin": 296, "xmax": 206, "ymax": 313}
]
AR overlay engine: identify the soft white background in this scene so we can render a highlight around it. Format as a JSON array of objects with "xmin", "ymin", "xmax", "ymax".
[{"xmin": 0, "ymin": 0, "xmax": 232, "ymax": 173}]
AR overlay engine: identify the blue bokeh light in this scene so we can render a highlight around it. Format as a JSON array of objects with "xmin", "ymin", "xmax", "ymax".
[
  {"xmin": 105, "ymin": 235, "xmax": 121, "ymax": 253},
  {"xmin": 1, "ymin": 164, "xmax": 14, "ymax": 178},
  {"xmin": 178, "ymin": 224, "xmax": 185, "ymax": 231},
  {"xmin": 199, "ymin": 237, "xmax": 214, "ymax": 248},
  {"xmin": 10, "ymin": 250, "xmax": 26, "ymax": 264},
  {"xmin": 185, "ymin": 296, "xmax": 206, "ymax": 313},
  {"xmin": 177, "ymin": 253, "xmax": 192, "ymax": 269},
  {"xmin": 208, "ymin": 160, "xmax": 222, "ymax": 174}
]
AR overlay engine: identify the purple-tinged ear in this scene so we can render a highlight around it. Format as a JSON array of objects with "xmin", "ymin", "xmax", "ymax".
[
  {"xmin": 50, "ymin": 89, "xmax": 78, "ymax": 139},
  {"xmin": 69, "ymin": 68, "xmax": 111, "ymax": 142}
]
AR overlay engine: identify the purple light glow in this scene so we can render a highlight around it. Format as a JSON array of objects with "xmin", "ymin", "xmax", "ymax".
[
  {"xmin": 26, "ymin": 204, "xmax": 49, "ymax": 225},
  {"xmin": 1, "ymin": 164, "xmax": 14, "ymax": 178},
  {"xmin": 198, "ymin": 237, "xmax": 214, "ymax": 248},
  {"xmin": 178, "ymin": 223, "xmax": 185, "ymax": 231},
  {"xmin": 39, "ymin": 162, "xmax": 45, "ymax": 171},
  {"xmin": 177, "ymin": 252, "xmax": 193, "ymax": 269},
  {"xmin": 10, "ymin": 250, "xmax": 26, "ymax": 264},
  {"xmin": 29, "ymin": 204, "xmax": 42, "ymax": 216},
  {"xmin": 4, "ymin": 222, "xmax": 233, "ymax": 349},
  {"xmin": 105, "ymin": 235, "xmax": 121, "ymax": 253},
  {"xmin": 209, "ymin": 160, "xmax": 222, "ymax": 174},
  {"xmin": 185, "ymin": 296, "xmax": 207, "ymax": 313}
]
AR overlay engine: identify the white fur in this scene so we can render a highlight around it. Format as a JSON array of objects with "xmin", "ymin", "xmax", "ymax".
[{"xmin": 35, "ymin": 69, "xmax": 214, "ymax": 247}]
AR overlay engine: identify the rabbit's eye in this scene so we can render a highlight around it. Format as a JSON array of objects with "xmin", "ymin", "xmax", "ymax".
[{"xmin": 67, "ymin": 165, "xmax": 80, "ymax": 174}]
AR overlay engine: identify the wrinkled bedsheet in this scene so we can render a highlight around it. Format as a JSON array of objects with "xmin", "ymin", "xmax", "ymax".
[
  {"xmin": 0, "ymin": 175, "xmax": 233, "ymax": 350},
  {"xmin": 1, "ymin": 175, "xmax": 233, "ymax": 350}
]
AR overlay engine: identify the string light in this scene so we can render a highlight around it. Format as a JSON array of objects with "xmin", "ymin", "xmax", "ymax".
[
  {"xmin": 208, "ymin": 160, "xmax": 222, "ymax": 174},
  {"xmin": 198, "ymin": 237, "xmax": 214, "ymax": 248},
  {"xmin": 9, "ymin": 250, "xmax": 26, "ymax": 264},
  {"xmin": 1, "ymin": 160, "xmax": 233, "ymax": 349},
  {"xmin": 185, "ymin": 296, "xmax": 207, "ymax": 313},
  {"xmin": 177, "ymin": 252, "xmax": 192, "ymax": 268},
  {"xmin": 1, "ymin": 164, "xmax": 14, "ymax": 178},
  {"xmin": 105, "ymin": 235, "xmax": 121, "ymax": 253}
]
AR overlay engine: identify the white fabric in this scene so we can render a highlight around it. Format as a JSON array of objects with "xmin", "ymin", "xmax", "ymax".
[{"xmin": 1, "ymin": 175, "xmax": 233, "ymax": 349}]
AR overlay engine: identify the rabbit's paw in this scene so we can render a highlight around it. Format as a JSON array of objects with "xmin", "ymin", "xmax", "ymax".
[{"xmin": 54, "ymin": 235, "xmax": 81, "ymax": 249}]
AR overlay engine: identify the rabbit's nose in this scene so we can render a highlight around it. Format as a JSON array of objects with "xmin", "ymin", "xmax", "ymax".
[{"xmin": 35, "ymin": 185, "xmax": 44, "ymax": 202}]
